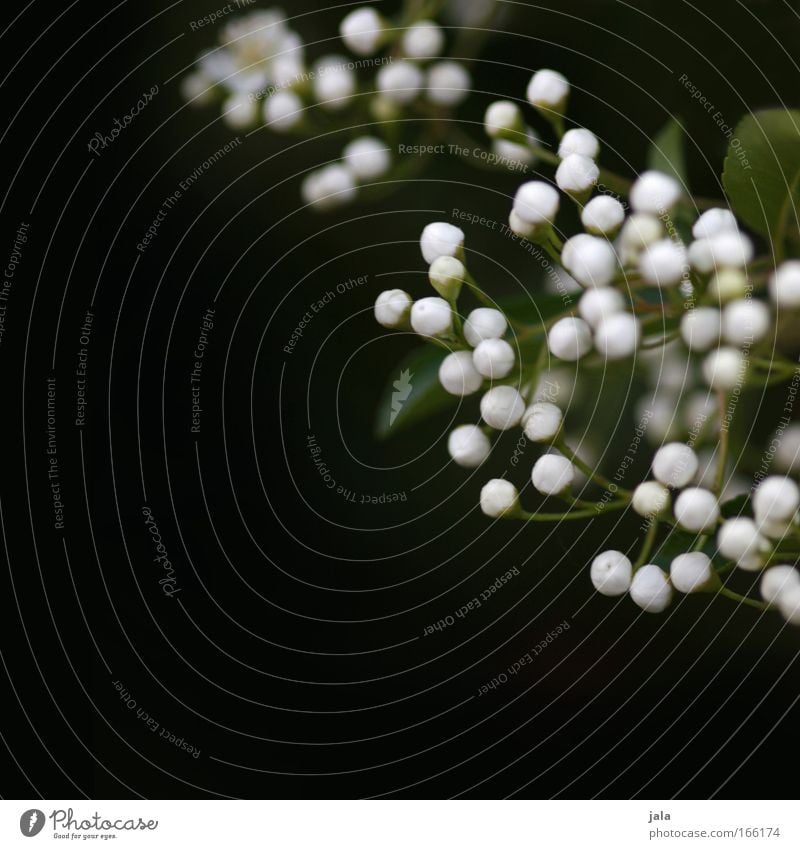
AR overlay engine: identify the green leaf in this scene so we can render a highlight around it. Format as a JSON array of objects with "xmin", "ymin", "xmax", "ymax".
[
  {"xmin": 498, "ymin": 291, "xmax": 575, "ymax": 325},
  {"xmin": 648, "ymin": 116, "xmax": 688, "ymax": 186},
  {"xmin": 722, "ymin": 108, "xmax": 800, "ymax": 246},
  {"xmin": 651, "ymin": 527, "xmax": 717, "ymax": 570},
  {"xmin": 720, "ymin": 493, "xmax": 751, "ymax": 519},
  {"xmin": 374, "ymin": 346, "xmax": 454, "ymax": 440}
]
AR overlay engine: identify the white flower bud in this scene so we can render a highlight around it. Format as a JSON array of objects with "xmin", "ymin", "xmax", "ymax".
[
  {"xmin": 426, "ymin": 61, "xmax": 471, "ymax": 106},
  {"xmin": 301, "ymin": 164, "xmax": 357, "ymax": 210},
  {"xmin": 420, "ymin": 221, "xmax": 465, "ymax": 264},
  {"xmin": 722, "ymin": 298, "xmax": 771, "ymax": 346},
  {"xmin": 594, "ymin": 313, "xmax": 640, "ymax": 360},
  {"xmin": 708, "ymin": 231, "xmax": 754, "ymax": 268},
  {"xmin": 653, "ymin": 443, "xmax": 699, "ymax": 488},
  {"xmin": 674, "ymin": 487, "xmax": 720, "ymax": 533},
  {"xmin": 558, "ymin": 128, "xmax": 600, "ymax": 159},
  {"xmin": 484, "ymin": 100, "xmax": 524, "ymax": 139},
  {"xmin": 439, "ymin": 351, "xmax": 483, "ymax": 396},
  {"xmin": 547, "ymin": 316, "xmax": 593, "ymax": 361},
  {"xmin": 769, "ymin": 260, "xmax": 800, "ymax": 309},
  {"xmin": 692, "ymin": 208, "xmax": 738, "ymax": 240},
  {"xmin": 630, "ymin": 564, "xmax": 673, "ymax": 613},
  {"xmin": 402, "ymin": 20, "xmax": 444, "ymax": 58},
  {"xmin": 313, "ymin": 56, "xmax": 356, "ymax": 109},
  {"xmin": 222, "ymin": 93, "xmax": 258, "ymax": 128},
  {"xmin": 778, "ymin": 584, "xmax": 800, "ymax": 624},
  {"xmin": 757, "ymin": 516, "xmax": 794, "ymax": 540},
  {"xmin": 181, "ymin": 71, "xmax": 213, "ymax": 105},
  {"xmin": 760, "ymin": 565, "xmax": 800, "ymax": 604},
  {"xmin": 578, "ymin": 287, "xmax": 625, "ymax": 328},
  {"xmin": 480, "ymin": 478, "xmax": 519, "ymax": 517},
  {"xmin": 620, "ymin": 214, "xmax": 663, "ymax": 254},
  {"xmin": 708, "ymin": 268, "xmax": 748, "ymax": 303},
  {"xmin": 340, "ymin": 7, "xmax": 386, "ymax": 56},
  {"xmin": 508, "ymin": 210, "xmax": 536, "ymax": 238},
  {"xmin": 680, "ymin": 307, "xmax": 721, "ymax": 352},
  {"xmin": 561, "ymin": 234, "xmax": 617, "ymax": 287},
  {"xmin": 376, "ymin": 60, "xmax": 424, "ymax": 103},
  {"xmin": 702, "ymin": 347, "xmax": 746, "ymax": 391},
  {"xmin": 374, "ymin": 289, "xmax": 411, "ymax": 328},
  {"xmin": 492, "ymin": 138, "xmax": 535, "ymax": 167},
  {"xmin": 342, "ymin": 137, "xmax": 391, "ymax": 180},
  {"xmin": 473, "ymin": 338, "xmax": 515, "ymax": 379},
  {"xmin": 555, "ymin": 154, "xmax": 599, "ymax": 196},
  {"xmin": 774, "ymin": 423, "xmax": 800, "ymax": 475},
  {"xmin": 480, "ymin": 386, "xmax": 525, "ymax": 430},
  {"xmin": 463, "ymin": 308, "xmax": 507, "ymax": 347},
  {"xmin": 532, "ymin": 454, "xmax": 574, "ymax": 495},
  {"xmin": 632, "ymin": 481, "xmax": 670, "ymax": 518},
  {"xmin": 630, "ymin": 170, "xmax": 682, "ymax": 214},
  {"xmin": 448, "ymin": 424, "xmax": 491, "ymax": 468},
  {"xmin": 717, "ymin": 517, "xmax": 770, "ymax": 571},
  {"xmin": 410, "ymin": 296, "xmax": 452, "ymax": 337},
  {"xmin": 670, "ymin": 552, "xmax": 713, "ymax": 593},
  {"xmin": 639, "ymin": 239, "xmax": 688, "ymax": 287},
  {"xmin": 523, "ymin": 402, "xmax": 562, "ymax": 443},
  {"xmin": 753, "ymin": 476, "xmax": 800, "ymax": 524},
  {"xmin": 428, "ymin": 255, "xmax": 465, "ymax": 300},
  {"xmin": 264, "ymin": 91, "xmax": 304, "ymax": 131},
  {"xmin": 591, "ymin": 550, "xmax": 633, "ymax": 596},
  {"xmin": 581, "ymin": 195, "xmax": 625, "ymax": 236},
  {"xmin": 526, "ymin": 69, "xmax": 569, "ymax": 111},
  {"xmin": 512, "ymin": 181, "xmax": 559, "ymax": 226}
]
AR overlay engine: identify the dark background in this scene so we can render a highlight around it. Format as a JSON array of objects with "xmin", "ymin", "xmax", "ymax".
[{"xmin": 1, "ymin": 0, "xmax": 799, "ymax": 799}]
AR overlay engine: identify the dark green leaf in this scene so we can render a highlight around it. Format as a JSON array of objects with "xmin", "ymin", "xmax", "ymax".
[
  {"xmin": 498, "ymin": 291, "xmax": 575, "ymax": 325},
  {"xmin": 648, "ymin": 116, "xmax": 688, "ymax": 186},
  {"xmin": 651, "ymin": 526, "xmax": 717, "ymax": 570},
  {"xmin": 374, "ymin": 346, "xmax": 454, "ymax": 440},
  {"xmin": 720, "ymin": 493, "xmax": 751, "ymax": 519},
  {"xmin": 722, "ymin": 108, "xmax": 800, "ymax": 244}
]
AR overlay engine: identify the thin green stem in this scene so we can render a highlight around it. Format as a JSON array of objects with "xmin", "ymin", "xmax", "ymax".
[
  {"xmin": 634, "ymin": 520, "xmax": 660, "ymax": 570},
  {"xmin": 520, "ymin": 499, "xmax": 628, "ymax": 522},
  {"xmin": 555, "ymin": 436, "xmax": 629, "ymax": 495},
  {"xmin": 717, "ymin": 586, "xmax": 769, "ymax": 611}
]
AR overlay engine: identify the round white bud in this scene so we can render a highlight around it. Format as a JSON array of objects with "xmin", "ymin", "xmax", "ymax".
[
  {"xmin": 301, "ymin": 164, "xmax": 357, "ymax": 210},
  {"xmin": 760, "ymin": 565, "xmax": 800, "ymax": 605},
  {"xmin": 313, "ymin": 56, "xmax": 355, "ymax": 109},
  {"xmin": 181, "ymin": 72, "xmax": 213, "ymax": 105},
  {"xmin": 342, "ymin": 136, "xmax": 391, "ymax": 180},
  {"xmin": 680, "ymin": 307, "xmax": 721, "ymax": 352},
  {"xmin": 402, "ymin": 20, "xmax": 444, "ymax": 58},
  {"xmin": 769, "ymin": 260, "xmax": 800, "ymax": 309},
  {"xmin": 653, "ymin": 443, "xmax": 699, "ymax": 488},
  {"xmin": 480, "ymin": 478, "xmax": 519, "ymax": 517},
  {"xmin": 340, "ymin": 7, "xmax": 385, "ymax": 56},
  {"xmin": 526, "ymin": 69, "xmax": 569, "ymax": 111},
  {"xmin": 774, "ymin": 423, "xmax": 800, "ymax": 475},
  {"xmin": 480, "ymin": 386, "xmax": 525, "ymax": 430},
  {"xmin": 428, "ymin": 255, "xmax": 465, "ymax": 300},
  {"xmin": 630, "ymin": 170, "xmax": 682, "ymax": 214},
  {"xmin": 722, "ymin": 298, "xmax": 771, "ymax": 346},
  {"xmin": 639, "ymin": 239, "xmax": 688, "ymax": 287},
  {"xmin": 670, "ymin": 552, "xmax": 713, "ymax": 593},
  {"xmin": 512, "ymin": 181, "xmax": 559, "ymax": 226},
  {"xmin": 555, "ymin": 154, "xmax": 599, "ymax": 196},
  {"xmin": 753, "ymin": 476, "xmax": 800, "ymax": 524},
  {"xmin": 222, "ymin": 93, "xmax": 258, "ymax": 129},
  {"xmin": 594, "ymin": 313, "xmax": 640, "ymax": 360},
  {"xmin": 708, "ymin": 268, "xmax": 748, "ymax": 303},
  {"xmin": 578, "ymin": 287, "xmax": 625, "ymax": 329},
  {"xmin": 523, "ymin": 402, "xmax": 562, "ymax": 443},
  {"xmin": 558, "ymin": 128, "xmax": 600, "ymax": 159},
  {"xmin": 508, "ymin": 210, "xmax": 536, "ymax": 238},
  {"xmin": 532, "ymin": 454, "xmax": 574, "ymax": 495},
  {"xmin": 717, "ymin": 517, "xmax": 769, "ymax": 571},
  {"xmin": 707, "ymin": 231, "xmax": 754, "ymax": 268},
  {"xmin": 376, "ymin": 60, "xmax": 424, "ymax": 103},
  {"xmin": 778, "ymin": 584, "xmax": 800, "ymax": 624},
  {"xmin": 547, "ymin": 316, "xmax": 593, "ymax": 361},
  {"xmin": 426, "ymin": 61, "xmax": 471, "ymax": 106},
  {"xmin": 473, "ymin": 338, "xmax": 515, "ymax": 379},
  {"xmin": 630, "ymin": 565, "xmax": 673, "ymax": 613},
  {"xmin": 420, "ymin": 221, "xmax": 464, "ymax": 264},
  {"xmin": 484, "ymin": 100, "xmax": 524, "ymax": 139},
  {"xmin": 621, "ymin": 214, "xmax": 663, "ymax": 253},
  {"xmin": 702, "ymin": 347, "xmax": 746, "ymax": 391},
  {"xmin": 691, "ymin": 208, "xmax": 738, "ymax": 240},
  {"xmin": 581, "ymin": 195, "xmax": 625, "ymax": 236},
  {"xmin": 674, "ymin": 487, "xmax": 720, "ymax": 533},
  {"xmin": 561, "ymin": 234, "xmax": 618, "ymax": 287},
  {"xmin": 463, "ymin": 308, "xmax": 507, "ymax": 347},
  {"xmin": 410, "ymin": 297, "xmax": 452, "ymax": 337},
  {"xmin": 439, "ymin": 351, "xmax": 483, "ymax": 396},
  {"xmin": 374, "ymin": 289, "xmax": 411, "ymax": 328},
  {"xmin": 264, "ymin": 91, "xmax": 303, "ymax": 131},
  {"xmin": 591, "ymin": 550, "xmax": 633, "ymax": 596},
  {"xmin": 632, "ymin": 481, "xmax": 670, "ymax": 518},
  {"xmin": 493, "ymin": 138, "xmax": 535, "ymax": 167},
  {"xmin": 448, "ymin": 425, "xmax": 491, "ymax": 468}
]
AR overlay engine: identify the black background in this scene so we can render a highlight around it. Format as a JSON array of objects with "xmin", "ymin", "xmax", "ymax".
[{"xmin": 1, "ymin": 0, "xmax": 799, "ymax": 799}]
